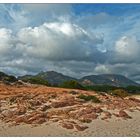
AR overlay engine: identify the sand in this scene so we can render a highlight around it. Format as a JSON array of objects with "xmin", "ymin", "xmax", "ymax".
[
  {"xmin": 0, "ymin": 110, "xmax": 140, "ymax": 137},
  {"xmin": 0, "ymin": 83, "xmax": 140, "ymax": 137}
]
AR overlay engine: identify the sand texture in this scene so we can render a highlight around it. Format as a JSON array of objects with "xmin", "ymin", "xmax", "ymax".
[{"xmin": 0, "ymin": 83, "xmax": 140, "ymax": 136}]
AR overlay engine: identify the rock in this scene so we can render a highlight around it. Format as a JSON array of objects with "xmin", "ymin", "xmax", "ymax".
[
  {"xmin": 136, "ymin": 107, "xmax": 140, "ymax": 111},
  {"xmin": 69, "ymin": 91, "xmax": 78, "ymax": 95},
  {"xmin": 129, "ymin": 98, "xmax": 140, "ymax": 103},
  {"xmin": 118, "ymin": 110, "xmax": 132, "ymax": 119},
  {"xmin": 26, "ymin": 112, "xmax": 47, "ymax": 124},
  {"xmin": 51, "ymin": 100, "xmax": 76, "ymax": 108},
  {"xmin": 51, "ymin": 118, "xmax": 59, "ymax": 122},
  {"xmin": 104, "ymin": 111, "xmax": 112, "ymax": 118},
  {"xmin": 78, "ymin": 117, "xmax": 92, "ymax": 123},
  {"xmin": 83, "ymin": 113, "xmax": 98, "ymax": 120},
  {"xmin": 74, "ymin": 124, "xmax": 88, "ymax": 131},
  {"xmin": 16, "ymin": 106, "xmax": 26, "ymax": 115},
  {"xmin": 14, "ymin": 116, "xmax": 27, "ymax": 123},
  {"xmin": 61, "ymin": 123, "xmax": 74, "ymax": 129},
  {"xmin": 67, "ymin": 120, "xmax": 77, "ymax": 124},
  {"xmin": 101, "ymin": 116, "xmax": 109, "ymax": 120},
  {"xmin": 68, "ymin": 111, "xmax": 78, "ymax": 119},
  {"xmin": 93, "ymin": 107, "xmax": 103, "ymax": 113},
  {"xmin": 39, "ymin": 105, "xmax": 50, "ymax": 111},
  {"xmin": 129, "ymin": 109, "xmax": 135, "ymax": 112},
  {"xmin": 1, "ymin": 110, "xmax": 14, "ymax": 118},
  {"xmin": 33, "ymin": 118, "xmax": 46, "ymax": 124},
  {"xmin": 114, "ymin": 110, "xmax": 132, "ymax": 119},
  {"xmin": 29, "ymin": 100, "xmax": 42, "ymax": 106},
  {"xmin": 79, "ymin": 108, "xmax": 94, "ymax": 115},
  {"xmin": 101, "ymin": 111, "xmax": 112, "ymax": 120},
  {"xmin": 98, "ymin": 92, "xmax": 107, "ymax": 96},
  {"xmin": 0, "ymin": 114, "xmax": 4, "ymax": 119}
]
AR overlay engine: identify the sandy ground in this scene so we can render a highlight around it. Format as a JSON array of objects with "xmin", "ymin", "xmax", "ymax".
[
  {"xmin": 0, "ymin": 83, "xmax": 140, "ymax": 137},
  {"xmin": 0, "ymin": 110, "xmax": 140, "ymax": 137}
]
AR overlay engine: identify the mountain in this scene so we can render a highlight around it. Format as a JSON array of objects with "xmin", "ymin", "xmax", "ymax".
[
  {"xmin": 18, "ymin": 71, "xmax": 76, "ymax": 86},
  {"xmin": 19, "ymin": 71, "xmax": 139, "ymax": 87},
  {"xmin": 80, "ymin": 74, "xmax": 139, "ymax": 87},
  {"xmin": 0, "ymin": 71, "xmax": 17, "ymax": 84}
]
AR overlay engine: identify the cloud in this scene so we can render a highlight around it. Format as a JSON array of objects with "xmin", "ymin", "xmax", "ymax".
[
  {"xmin": 113, "ymin": 36, "xmax": 140, "ymax": 63},
  {"xmin": 0, "ymin": 21, "xmax": 106, "ymax": 77},
  {"xmin": 16, "ymin": 22, "xmax": 104, "ymax": 62},
  {"xmin": 0, "ymin": 28, "xmax": 14, "ymax": 55},
  {"xmin": 0, "ymin": 4, "xmax": 140, "ymax": 83},
  {"xmin": 0, "ymin": 4, "xmax": 28, "ymax": 30}
]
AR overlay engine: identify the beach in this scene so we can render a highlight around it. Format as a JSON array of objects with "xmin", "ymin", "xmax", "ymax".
[
  {"xmin": 0, "ymin": 110, "xmax": 140, "ymax": 137},
  {"xmin": 0, "ymin": 83, "xmax": 140, "ymax": 137}
]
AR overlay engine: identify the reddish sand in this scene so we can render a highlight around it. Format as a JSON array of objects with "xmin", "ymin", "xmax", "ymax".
[{"xmin": 0, "ymin": 83, "xmax": 140, "ymax": 136}]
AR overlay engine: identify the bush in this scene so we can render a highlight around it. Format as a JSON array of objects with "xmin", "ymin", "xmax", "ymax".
[
  {"xmin": 60, "ymin": 80, "xmax": 85, "ymax": 90},
  {"xmin": 85, "ymin": 85, "xmax": 121, "ymax": 92},
  {"xmin": 77, "ymin": 94, "xmax": 101, "ymax": 103},
  {"xmin": 24, "ymin": 77, "xmax": 50, "ymax": 86},
  {"xmin": 110, "ymin": 89, "xmax": 129, "ymax": 98},
  {"xmin": 4, "ymin": 76, "xmax": 17, "ymax": 83},
  {"xmin": 125, "ymin": 86, "xmax": 140, "ymax": 94}
]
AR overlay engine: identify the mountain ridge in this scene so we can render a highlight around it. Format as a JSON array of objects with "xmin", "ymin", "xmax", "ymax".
[
  {"xmin": 18, "ymin": 71, "xmax": 139, "ymax": 87},
  {"xmin": 0, "ymin": 70, "xmax": 139, "ymax": 87}
]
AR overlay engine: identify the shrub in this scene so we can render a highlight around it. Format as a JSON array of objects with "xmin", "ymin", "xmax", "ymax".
[
  {"xmin": 24, "ymin": 77, "xmax": 50, "ymax": 86},
  {"xmin": 110, "ymin": 89, "xmax": 129, "ymax": 98},
  {"xmin": 77, "ymin": 94, "xmax": 101, "ymax": 103},
  {"xmin": 125, "ymin": 86, "xmax": 140, "ymax": 94},
  {"xmin": 60, "ymin": 80, "xmax": 85, "ymax": 90},
  {"xmin": 5, "ymin": 76, "xmax": 17, "ymax": 82},
  {"xmin": 85, "ymin": 85, "xmax": 120, "ymax": 92}
]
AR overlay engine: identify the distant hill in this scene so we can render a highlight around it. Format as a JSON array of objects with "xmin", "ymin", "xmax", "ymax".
[
  {"xmin": 18, "ymin": 71, "xmax": 139, "ymax": 87},
  {"xmin": 80, "ymin": 74, "xmax": 139, "ymax": 87},
  {"xmin": 0, "ymin": 71, "xmax": 17, "ymax": 84},
  {"xmin": 18, "ymin": 71, "xmax": 76, "ymax": 86}
]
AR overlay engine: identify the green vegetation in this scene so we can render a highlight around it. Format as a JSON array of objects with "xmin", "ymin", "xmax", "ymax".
[
  {"xmin": 84, "ymin": 85, "xmax": 140, "ymax": 94},
  {"xmin": 77, "ymin": 94, "xmax": 101, "ymax": 103},
  {"xmin": 22, "ymin": 77, "xmax": 50, "ymax": 86},
  {"xmin": 110, "ymin": 89, "xmax": 130, "ymax": 98},
  {"xmin": 84, "ymin": 85, "xmax": 120, "ymax": 92},
  {"xmin": 0, "ymin": 71, "xmax": 17, "ymax": 83},
  {"xmin": 4, "ymin": 75, "xmax": 17, "ymax": 83},
  {"xmin": 125, "ymin": 86, "xmax": 140, "ymax": 94},
  {"xmin": 60, "ymin": 80, "xmax": 85, "ymax": 90}
]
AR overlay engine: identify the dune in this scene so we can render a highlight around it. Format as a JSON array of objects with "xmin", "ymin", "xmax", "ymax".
[{"xmin": 0, "ymin": 83, "xmax": 140, "ymax": 136}]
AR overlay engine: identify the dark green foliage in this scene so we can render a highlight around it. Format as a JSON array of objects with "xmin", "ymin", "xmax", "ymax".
[
  {"xmin": 5, "ymin": 75, "xmax": 17, "ymax": 83},
  {"xmin": 0, "ymin": 72, "xmax": 17, "ymax": 83},
  {"xmin": 84, "ymin": 85, "xmax": 121, "ymax": 92},
  {"xmin": 77, "ymin": 94, "xmax": 101, "ymax": 103},
  {"xmin": 84, "ymin": 85, "xmax": 140, "ymax": 94},
  {"xmin": 60, "ymin": 80, "xmax": 85, "ymax": 90},
  {"xmin": 125, "ymin": 86, "xmax": 140, "ymax": 94},
  {"xmin": 110, "ymin": 89, "xmax": 130, "ymax": 98},
  {"xmin": 22, "ymin": 76, "xmax": 50, "ymax": 86}
]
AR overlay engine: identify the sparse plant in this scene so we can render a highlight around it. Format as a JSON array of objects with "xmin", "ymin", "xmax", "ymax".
[
  {"xmin": 60, "ymin": 80, "xmax": 85, "ymax": 90},
  {"xmin": 110, "ymin": 89, "xmax": 129, "ymax": 98},
  {"xmin": 77, "ymin": 94, "xmax": 101, "ymax": 103},
  {"xmin": 23, "ymin": 77, "xmax": 50, "ymax": 86}
]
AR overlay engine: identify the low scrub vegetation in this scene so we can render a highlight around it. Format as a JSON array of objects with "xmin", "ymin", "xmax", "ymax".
[
  {"xmin": 77, "ymin": 94, "xmax": 101, "ymax": 103},
  {"xmin": 4, "ymin": 75, "xmax": 17, "ymax": 83},
  {"xmin": 84, "ymin": 85, "xmax": 140, "ymax": 94},
  {"xmin": 125, "ymin": 86, "xmax": 140, "ymax": 94},
  {"xmin": 23, "ymin": 77, "xmax": 50, "ymax": 86},
  {"xmin": 84, "ymin": 85, "xmax": 121, "ymax": 92},
  {"xmin": 60, "ymin": 80, "xmax": 85, "ymax": 90},
  {"xmin": 110, "ymin": 89, "xmax": 130, "ymax": 98}
]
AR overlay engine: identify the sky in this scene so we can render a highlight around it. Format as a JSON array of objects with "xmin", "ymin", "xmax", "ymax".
[{"xmin": 0, "ymin": 4, "xmax": 140, "ymax": 83}]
